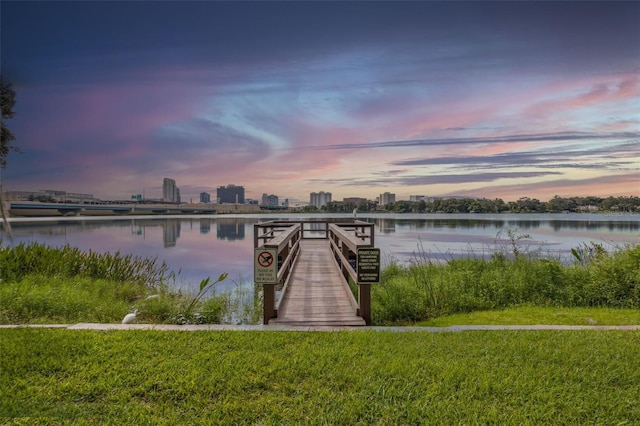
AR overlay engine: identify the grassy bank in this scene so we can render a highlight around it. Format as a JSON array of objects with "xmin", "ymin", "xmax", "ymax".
[
  {"xmin": 2, "ymin": 328, "xmax": 639, "ymax": 424},
  {"xmin": 373, "ymin": 243, "xmax": 640, "ymax": 325},
  {"xmin": 1, "ymin": 241, "xmax": 638, "ymax": 326},
  {"xmin": 0, "ymin": 242, "xmax": 260, "ymax": 325}
]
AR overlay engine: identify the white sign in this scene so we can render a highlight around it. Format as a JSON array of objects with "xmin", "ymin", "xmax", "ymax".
[{"xmin": 254, "ymin": 247, "xmax": 278, "ymax": 284}]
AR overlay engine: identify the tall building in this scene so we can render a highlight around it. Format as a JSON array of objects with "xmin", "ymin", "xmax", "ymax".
[
  {"xmin": 200, "ymin": 192, "xmax": 211, "ymax": 203},
  {"xmin": 261, "ymin": 193, "xmax": 279, "ymax": 207},
  {"xmin": 310, "ymin": 191, "xmax": 332, "ymax": 209},
  {"xmin": 343, "ymin": 197, "xmax": 366, "ymax": 204},
  {"xmin": 163, "ymin": 178, "xmax": 180, "ymax": 203},
  {"xmin": 410, "ymin": 195, "xmax": 438, "ymax": 202},
  {"xmin": 379, "ymin": 192, "xmax": 396, "ymax": 207},
  {"xmin": 217, "ymin": 184, "xmax": 245, "ymax": 204},
  {"xmin": 33, "ymin": 190, "xmax": 95, "ymax": 203}
]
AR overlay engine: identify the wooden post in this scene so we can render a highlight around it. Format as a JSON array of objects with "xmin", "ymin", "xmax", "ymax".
[
  {"xmin": 341, "ymin": 242, "xmax": 350, "ymax": 281},
  {"xmin": 263, "ymin": 283, "xmax": 275, "ymax": 324},
  {"xmin": 253, "ymin": 224, "xmax": 259, "ymax": 248},
  {"xmin": 358, "ymin": 284, "xmax": 371, "ymax": 325}
]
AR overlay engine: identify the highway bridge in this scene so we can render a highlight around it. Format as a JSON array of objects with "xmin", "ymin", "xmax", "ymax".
[{"xmin": 7, "ymin": 201, "xmax": 217, "ymax": 217}]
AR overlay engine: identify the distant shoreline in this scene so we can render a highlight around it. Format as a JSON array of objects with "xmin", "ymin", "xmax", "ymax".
[{"xmin": 4, "ymin": 211, "xmax": 640, "ymax": 225}]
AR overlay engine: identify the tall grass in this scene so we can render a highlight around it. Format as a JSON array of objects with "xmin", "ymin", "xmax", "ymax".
[
  {"xmin": 3, "ymin": 240, "xmax": 638, "ymax": 326},
  {"xmin": 0, "ymin": 242, "xmax": 247, "ymax": 325},
  {"xmin": 0, "ymin": 242, "xmax": 170, "ymax": 285},
  {"xmin": 372, "ymin": 243, "xmax": 640, "ymax": 325}
]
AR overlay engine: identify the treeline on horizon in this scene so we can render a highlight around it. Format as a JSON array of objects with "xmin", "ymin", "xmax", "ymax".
[{"xmin": 304, "ymin": 195, "xmax": 640, "ymax": 214}]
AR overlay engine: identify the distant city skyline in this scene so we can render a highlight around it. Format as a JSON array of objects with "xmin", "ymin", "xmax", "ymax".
[{"xmin": 1, "ymin": 2, "xmax": 638, "ymax": 202}]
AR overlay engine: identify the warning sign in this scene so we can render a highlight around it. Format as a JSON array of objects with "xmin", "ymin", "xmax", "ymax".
[
  {"xmin": 254, "ymin": 248, "xmax": 278, "ymax": 284},
  {"xmin": 357, "ymin": 248, "xmax": 380, "ymax": 283}
]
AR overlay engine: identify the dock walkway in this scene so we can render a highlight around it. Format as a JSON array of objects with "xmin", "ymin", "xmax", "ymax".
[
  {"xmin": 270, "ymin": 240, "xmax": 365, "ymax": 326},
  {"xmin": 255, "ymin": 220, "xmax": 375, "ymax": 326}
]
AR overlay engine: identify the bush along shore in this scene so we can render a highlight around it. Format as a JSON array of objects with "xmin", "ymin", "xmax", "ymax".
[{"xmin": 0, "ymin": 240, "xmax": 638, "ymax": 325}]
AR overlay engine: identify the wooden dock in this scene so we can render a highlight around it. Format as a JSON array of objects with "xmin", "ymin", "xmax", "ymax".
[
  {"xmin": 255, "ymin": 220, "xmax": 376, "ymax": 326},
  {"xmin": 270, "ymin": 240, "xmax": 365, "ymax": 326}
]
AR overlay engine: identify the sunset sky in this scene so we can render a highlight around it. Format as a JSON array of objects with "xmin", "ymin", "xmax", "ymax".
[{"xmin": 1, "ymin": 1, "xmax": 638, "ymax": 203}]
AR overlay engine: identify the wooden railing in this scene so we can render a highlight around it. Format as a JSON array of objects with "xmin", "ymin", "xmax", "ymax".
[
  {"xmin": 254, "ymin": 222, "xmax": 302, "ymax": 324},
  {"xmin": 327, "ymin": 222, "xmax": 374, "ymax": 324},
  {"xmin": 254, "ymin": 220, "xmax": 375, "ymax": 325}
]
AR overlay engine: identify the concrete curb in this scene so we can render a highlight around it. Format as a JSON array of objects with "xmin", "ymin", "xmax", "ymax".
[{"xmin": 1, "ymin": 323, "xmax": 640, "ymax": 332}]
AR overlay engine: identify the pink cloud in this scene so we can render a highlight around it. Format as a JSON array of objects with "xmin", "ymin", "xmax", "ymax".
[
  {"xmin": 521, "ymin": 74, "xmax": 639, "ymax": 126},
  {"xmin": 454, "ymin": 172, "xmax": 640, "ymax": 201}
]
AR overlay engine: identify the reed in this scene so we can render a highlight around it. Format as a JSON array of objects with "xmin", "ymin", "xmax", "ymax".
[
  {"xmin": 0, "ymin": 241, "xmax": 170, "ymax": 285},
  {"xmin": 372, "ymin": 243, "xmax": 640, "ymax": 325},
  {"xmin": 0, "ymin": 241, "xmax": 242, "ymax": 324}
]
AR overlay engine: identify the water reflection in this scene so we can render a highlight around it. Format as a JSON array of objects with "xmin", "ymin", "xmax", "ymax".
[
  {"xmin": 126, "ymin": 219, "xmax": 182, "ymax": 248},
  {"xmin": 361, "ymin": 217, "xmax": 640, "ymax": 233},
  {"xmin": 163, "ymin": 220, "xmax": 180, "ymax": 247},
  {"xmin": 376, "ymin": 218, "xmax": 396, "ymax": 234},
  {"xmin": 200, "ymin": 220, "xmax": 211, "ymax": 234},
  {"xmin": 217, "ymin": 219, "xmax": 246, "ymax": 241}
]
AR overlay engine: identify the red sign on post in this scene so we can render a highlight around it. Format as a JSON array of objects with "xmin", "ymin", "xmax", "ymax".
[{"xmin": 254, "ymin": 248, "xmax": 278, "ymax": 284}]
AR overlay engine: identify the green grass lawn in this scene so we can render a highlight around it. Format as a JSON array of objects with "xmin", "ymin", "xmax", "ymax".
[
  {"xmin": 2, "ymin": 329, "xmax": 639, "ymax": 424},
  {"xmin": 418, "ymin": 306, "xmax": 640, "ymax": 326}
]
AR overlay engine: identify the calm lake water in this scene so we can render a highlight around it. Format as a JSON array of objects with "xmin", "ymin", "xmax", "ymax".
[{"xmin": 2, "ymin": 213, "xmax": 639, "ymax": 294}]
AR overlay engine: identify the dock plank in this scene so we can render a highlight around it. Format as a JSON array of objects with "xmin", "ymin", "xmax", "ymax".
[{"xmin": 271, "ymin": 239, "xmax": 365, "ymax": 326}]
